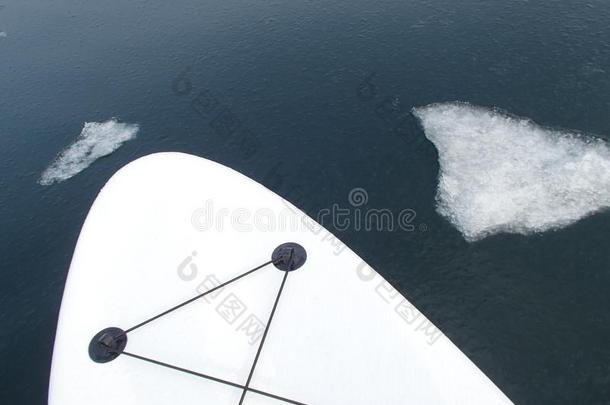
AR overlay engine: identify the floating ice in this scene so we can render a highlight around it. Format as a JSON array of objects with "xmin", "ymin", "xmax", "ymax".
[
  {"xmin": 413, "ymin": 102, "xmax": 610, "ymax": 241},
  {"xmin": 0, "ymin": 31, "xmax": 7, "ymax": 38},
  {"xmin": 39, "ymin": 119, "xmax": 139, "ymax": 185}
]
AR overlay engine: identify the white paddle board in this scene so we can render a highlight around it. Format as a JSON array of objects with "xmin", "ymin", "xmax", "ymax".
[{"xmin": 49, "ymin": 152, "xmax": 513, "ymax": 405}]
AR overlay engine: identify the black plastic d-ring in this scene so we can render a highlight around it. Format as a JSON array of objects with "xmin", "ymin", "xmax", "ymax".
[
  {"xmin": 272, "ymin": 242, "xmax": 307, "ymax": 272},
  {"xmin": 88, "ymin": 327, "xmax": 128, "ymax": 363}
]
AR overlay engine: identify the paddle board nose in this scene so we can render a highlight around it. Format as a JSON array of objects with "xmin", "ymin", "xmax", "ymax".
[{"xmin": 49, "ymin": 152, "xmax": 513, "ymax": 405}]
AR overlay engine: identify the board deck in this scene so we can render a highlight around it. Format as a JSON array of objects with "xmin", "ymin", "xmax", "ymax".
[{"xmin": 49, "ymin": 152, "xmax": 513, "ymax": 405}]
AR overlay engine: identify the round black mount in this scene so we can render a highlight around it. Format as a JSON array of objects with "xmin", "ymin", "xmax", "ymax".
[
  {"xmin": 88, "ymin": 327, "xmax": 127, "ymax": 363},
  {"xmin": 272, "ymin": 242, "xmax": 307, "ymax": 272}
]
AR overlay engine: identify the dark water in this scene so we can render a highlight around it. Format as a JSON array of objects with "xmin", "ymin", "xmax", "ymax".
[{"xmin": 1, "ymin": 0, "xmax": 609, "ymax": 404}]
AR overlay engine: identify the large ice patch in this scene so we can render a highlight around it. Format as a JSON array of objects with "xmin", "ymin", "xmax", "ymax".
[
  {"xmin": 413, "ymin": 102, "xmax": 610, "ymax": 241},
  {"xmin": 39, "ymin": 119, "xmax": 139, "ymax": 186}
]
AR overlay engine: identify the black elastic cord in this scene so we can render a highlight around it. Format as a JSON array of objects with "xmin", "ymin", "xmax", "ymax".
[
  {"xmin": 121, "ymin": 260, "xmax": 273, "ymax": 336},
  {"xmin": 116, "ymin": 349, "xmax": 308, "ymax": 405},
  {"xmin": 105, "ymin": 258, "xmax": 306, "ymax": 404},
  {"xmin": 120, "ymin": 350, "xmax": 244, "ymax": 390},
  {"xmin": 238, "ymin": 271, "xmax": 290, "ymax": 404}
]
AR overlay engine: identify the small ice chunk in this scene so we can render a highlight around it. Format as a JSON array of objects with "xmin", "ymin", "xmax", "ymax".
[
  {"xmin": 413, "ymin": 102, "xmax": 610, "ymax": 241},
  {"xmin": 39, "ymin": 119, "xmax": 139, "ymax": 185}
]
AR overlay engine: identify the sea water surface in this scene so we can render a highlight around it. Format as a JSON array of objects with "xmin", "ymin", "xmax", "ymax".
[{"xmin": 1, "ymin": 0, "xmax": 609, "ymax": 404}]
